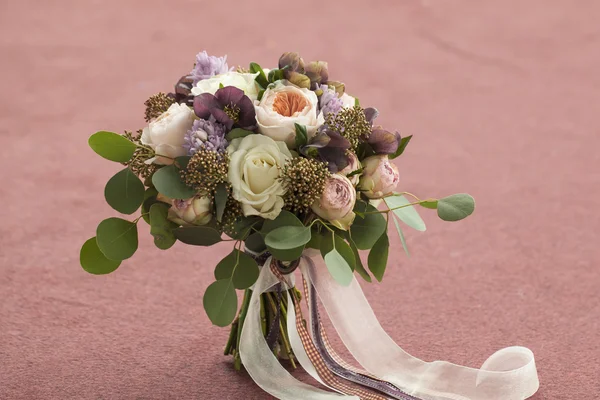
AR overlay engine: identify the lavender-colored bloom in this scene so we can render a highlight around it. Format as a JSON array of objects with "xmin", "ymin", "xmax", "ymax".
[
  {"xmin": 183, "ymin": 118, "xmax": 228, "ymax": 155},
  {"xmin": 319, "ymin": 84, "xmax": 343, "ymax": 117},
  {"xmin": 190, "ymin": 51, "xmax": 231, "ymax": 85}
]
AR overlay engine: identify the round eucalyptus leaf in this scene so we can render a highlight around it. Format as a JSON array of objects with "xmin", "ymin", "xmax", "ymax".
[
  {"xmin": 324, "ymin": 249, "xmax": 354, "ymax": 287},
  {"xmin": 174, "ymin": 226, "xmax": 222, "ymax": 246},
  {"xmin": 88, "ymin": 131, "xmax": 136, "ymax": 162},
  {"xmin": 203, "ymin": 280, "xmax": 238, "ymax": 327},
  {"xmin": 265, "ymin": 226, "xmax": 311, "ymax": 250},
  {"xmin": 96, "ymin": 218, "xmax": 138, "ymax": 261},
  {"xmin": 80, "ymin": 237, "xmax": 121, "ymax": 275},
  {"xmin": 149, "ymin": 203, "xmax": 178, "ymax": 250},
  {"xmin": 214, "ymin": 249, "xmax": 259, "ymax": 289},
  {"xmin": 261, "ymin": 210, "xmax": 303, "ymax": 235},
  {"xmin": 367, "ymin": 231, "xmax": 389, "ymax": 282},
  {"xmin": 104, "ymin": 168, "xmax": 145, "ymax": 215},
  {"xmin": 350, "ymin": 204, "xmax": 387, "ymax": 250},
  {"xmin": 437, "ymin": 194, "xmax": 475, "ymax": 222},
  {"xmin": 151, "ymin": 164, "xmax": 195, "ymax": 200}
]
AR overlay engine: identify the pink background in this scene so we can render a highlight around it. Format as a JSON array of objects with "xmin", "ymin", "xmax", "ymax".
[{"xmin": 1, "ymin": 0, "xmax": 599, "ymax": 398}]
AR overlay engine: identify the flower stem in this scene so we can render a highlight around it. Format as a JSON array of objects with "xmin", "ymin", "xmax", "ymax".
[
  {"xmin": 234, "ymin": 289, "xmax": 252, "ymax": 370},
  {"xmin": 224, "ymin": 318, "xmax": 238, "ymax": 355}
]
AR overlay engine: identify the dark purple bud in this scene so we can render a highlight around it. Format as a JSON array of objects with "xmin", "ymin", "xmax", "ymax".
[
  {"xmin": 368, "ymin": 126, "xmax": 401, "ymax": 155},
  {"xmin": 279, "ymin": 52, "xmax": 305, "ymax": 74},
  {"xmin": 364, "ymin": 107, "xmax": 379, "ymax": 125},
  {"xmin": 174, "ymin": 75, "xmax": 194, "ymax": 106},
  {"xmin": 287, "ymin": 71, "xmax": 311, "ymax": 89},
  {"xmin": 304, "ymin": 61, "xmax": 329, "ymax": 86}
]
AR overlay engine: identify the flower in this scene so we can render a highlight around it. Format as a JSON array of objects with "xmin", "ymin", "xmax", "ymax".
[
  {"xmin": 227, "ymin": 134, "xmax": 292, "ymax": 219},
  {"xmin": 358, "ymin": 155, "xmax": 400, "ymax": 199},
  {"xmin": 169, "ymin": 196, "xmax": 213, "ymax": 226},
  {"xmin": 141, "ymin": 102, "xmax": 196, "ymax": 165},
  {"xmin": 339, "ymin": 93, "xmax": 356, "ymax": 108},
  {"xmin": 194, "ymin": 86, "xmax": 256, "ymax": 131},
  {"xmin": 191, "ymin": 71, "xmax": 260, "ymax": 100},
  {"xmin": 311, "ymin": 174, "xmax": 356, "ymax": 230},
  {"xmin": 304, "ymin": 61, "xmax": 329, "ymax": 89},
  {"xmin": 190, "ymin": 51, "xmax": 231, "ymax": 85},
  {"xmin": 367, "ymin": 126, "xmax": 401, "ymax": 155},
  {"xmin": 338, "ymin": 151, "xmax": 361, "ymax": 185},
  {"xmin": 255, "ymin": 81, "xmax": 324, "ymax": 148},
  {"xmin": 183, "ymin": 119, "xmax": 227, "ymax": 155},
  {"xmin": 318, "ymin": 84, "xmax": 343, "ymax": 117}
]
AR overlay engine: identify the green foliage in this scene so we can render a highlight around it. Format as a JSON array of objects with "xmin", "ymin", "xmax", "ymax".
[
  {"xmin": 149, "ymin": 203, "xmax": 178, "ymax": 250},
  {"xmin": 226, "ymin": 128, "xmax": 254, "ymax": 142},
  {"xmin": 437, "ymin": 194, "xmax": 475, "ymax": 221},
  {"xmin": 368, "ymin": 231, "xmax": 389, "ymax": 282},
  {"xmin": 174, "ymin": 226, "xmax": 222, "ymax": 246},
  {"xmin": 294, "ymin": 123, "xmax": 308, "ymax": 148},
  {"xmin": 262, "ymin": 211, "xmax": 307, "ymax": 261},
  {"xmin": 141, "ymin": 187, "xmax": 159, "ymax": 224},
  {"xmin": 420, "ymin": 200, "xmax": 438, "ymax": 209},
  {"xmin": 391, "ymin": 215, "xmax": 410, "ymax": 257},
  {"xmin": 244, "ymin": 232, "xmax": 266, "ymax": 254},
  {"xmin": 265, "ymin": 226, "xmax": 311, "ymax": 250},
  {"xmin": 214, "ymin": 249, "xmax": 259, "ymax": 289},
  {"xmin": 347, "ymin": 237, "xmax": 372, "ymax": 282},
  {"xmin": 80, "ymin": 237, "xmax": 121, "ymax": 275},
  {"xmin": 249, "ymin": 62, "xmax": 269, "ymax": 88},
  {"xmin": 96, "ymin": 218, "xmax": 138, "ymax": 261},
  {"xmin": 104, "ymin": 167, "xmax": 145, "ymax": 215},
  {"xmin": 88, "ymin": 131, "xmax": 137, "ymax": 162},
  {"xmin": 350, "ymin": 202, "xmax": 387, "ymax": 250},
  {"xmin": 203, "ymin": 280, "xmax": 238, "ymax": 327},
  {"xmin": 389, "ymin": 135, "xmax": 412, "ymax": 159},
  {"xmin": 214, "ymin": 183, "xmax": 228, "ymax": 223},
  {"xmin": 320, "ymin": 233, "xmax": 355, "ymax": 286},
  {"xmin": 151, "ymin": 164, "xmax": 195, "ymax": 199},
  {"xmin": 385, "ymin": 195, "xmax": 426, "ymax": 232}
]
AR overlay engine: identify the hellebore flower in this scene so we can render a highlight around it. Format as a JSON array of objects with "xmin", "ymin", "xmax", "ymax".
[
  {"xmin": 190, "ymin": 51, "xmax": 231, "ymax": 85},
  {"xmin": 300, "ymin": 126, "xmax": 352, "ymax": 172},
  {"xmin": 194, "ymin": 86, "xmax": 256, "ymax": 131},
  {"xmin": 368, "ymin": 126, "xmax": 401, "ymax": 155}
]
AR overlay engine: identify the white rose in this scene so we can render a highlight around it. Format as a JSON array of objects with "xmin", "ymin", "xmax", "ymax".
[
  {"xmin": 340, "ymin": 92, "xmax": 356, "ymax": 108},
  {"xmin": 227, "ymin": 134, "xmax": 292, "ymax": 219},
  {"xmin": 255, "ymin": 81, "xmax": 324, "ymax": 148},
  {"xmin": 141, "ymin": 103, "xmax": 196, "ymax": 165},
  {"xmin": 191, "ymin": 72, "xmax": 260, "ymax": 100}
]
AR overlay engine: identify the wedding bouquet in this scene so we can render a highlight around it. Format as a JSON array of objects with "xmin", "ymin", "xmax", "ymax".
[{"xmin": 79, "ymin": 51, "xmax": 538, "ymax": 400}]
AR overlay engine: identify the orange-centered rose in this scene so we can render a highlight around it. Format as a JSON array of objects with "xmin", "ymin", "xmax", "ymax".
[{"xmin": 272, "ymin": 92, "xmax": 309, "ymax": 117}]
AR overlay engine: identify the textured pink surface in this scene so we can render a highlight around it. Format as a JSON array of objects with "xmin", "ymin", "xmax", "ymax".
[{"xmin": 1, "ymin": 0, "xmax": 599, "ymax": 398}]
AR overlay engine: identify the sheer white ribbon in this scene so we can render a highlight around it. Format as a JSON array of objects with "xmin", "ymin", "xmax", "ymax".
[{"xmin": 240, "ymin": 256, "xmax": 539, "ymax": 400}]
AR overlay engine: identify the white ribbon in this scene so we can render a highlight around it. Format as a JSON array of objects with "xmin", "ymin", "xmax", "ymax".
[{"xmin": 240, "ymin": 255, "xmax": 539, "ymax": 400}]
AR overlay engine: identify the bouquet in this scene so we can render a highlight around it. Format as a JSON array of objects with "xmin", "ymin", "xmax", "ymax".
[{"xmin": 79, "ymin": 51, "xmax": 538, "ymax": 399}]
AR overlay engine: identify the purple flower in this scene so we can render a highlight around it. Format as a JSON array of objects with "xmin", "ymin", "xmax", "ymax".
[
  {"xmin": 190, "ymin": 51, "xmax": 231, "ymax": 85},
  {"xmin": 193, "ymin": 86, "xmax": 256, "ymax": 131},
  {"xmin": 318, "ymin": 84, "xmax": 343, "ymax": 117},
  {"xmin": 183, "ymin": 118, "xmax": 228, "ymax": 155}
]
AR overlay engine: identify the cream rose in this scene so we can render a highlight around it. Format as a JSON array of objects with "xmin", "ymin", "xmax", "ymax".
[
  {"xmin": 227, "ymin": 134, "xmax": 292, "ymax": 219},
  {"xmin": 191, "ymin": 71, "xmax": 260, "ymax": 100},
  {"xmin": 255, "ymin": 81, "xmax": 324, "ymax": 148},
  {"xmin": 141, "ymin": 103, "xmax": 196, "ymax": 165}
]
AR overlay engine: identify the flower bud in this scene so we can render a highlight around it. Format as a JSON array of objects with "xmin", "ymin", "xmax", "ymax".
[
  {"xmin": 168, "ymin": 196, "xmax": 212, "ymax": 226},
  {"xmin": 338, "ymin": 152, "xmax": 361, "ymax": 186},
  {"xmin": 304, "ymin": 61, "xmax": 329, "ymax": 87},
  {"xmin": 368, "ymin": 126, "xmax": 401, "ymax": 155},
  {"xmin": 287, "ymin": 71, "xmax": 311, "ymax": 89},
  {"xmin": 357, "ymin": 155, "xmax": 400, "ymax": 199},
  {"xmin": 311, "ymin": 174, "xmax": 356, "ymax": 230},
  {"xmin": 279, "ymin": 52, "xmax": 305, "ymax": 75}
]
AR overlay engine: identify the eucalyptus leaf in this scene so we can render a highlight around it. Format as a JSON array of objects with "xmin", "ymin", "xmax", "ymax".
[
  {"xmin": 294, "ymin": 123, "xmax": 308, "ymax": 148},
  {"xmin": 215, "ymin": 183, "xmax": 228, "ymax": 223},
  {"xmin": 226, "ymin": 128, "xmax": 254, "ymax": 142},
  {"xmin": 320, "ymin": 233, "xmax": 355, "ymax": 271},
  {"xmin": 149, "ymin": 203, "xmax": 178, "ymax": 250},
  {"xmin": 88, "ymin": 131, "xmax": 136, "ymax": 162},
  {"xmin": 385, "ymin": 195, "xmax": 426, "ymax": 232},
  {"xmin": 262, "ymin": 210, "xmax": 303, "ymax": 235},
  {"xmin": 392, "ymin": 215, "xmax": 410, "ymax": 257},
  {"xmin": 368, "ymin": 231, "xmax": 389, "ymax": 282},
  {"xmin": 80, "ymin": 237, "xmax": 121, "ymax": 275},
  {"xmin": 420, "ymin": 200, "xmax": 438, "ymax": 209},
  {"xmin": 151, "ymin": 164, "xmax": 195, "ymax": 200},
  {"xmin": 203, "ymin": 279, "xmax": 238, "ymax": 327},
  {"xmin": 96, "ymin": 218, "xmax": 138, "ymax": 261},
  {"xmin": 231, "ymin": 216, "xmax": 261, "ymax": 240},
  {"xmin": 350, "ymin": 202, "xmax": 387, "ymax": 250},
  {"xmin": 174, "ymin": 226, "xmax": 222, "ymax": 246},
  {"xmin": 348, "ymin": 237, "xmax": 372, "ymax": 282},
  {"xmin": 245, "ymin": 232, "xmax": 266, "ymax": 254},
  {"xmin": 214, "ymin": 249, "xmax": 259, "ymax": 289},
  {"xmin": 389, "ymin": 135, "xmax": 412, "ymax": 159},
  {"xmin": 104, "ymin": 167, "xmax": 145, "ymax": 215},
  {"xmin": 265, "ymin": 226, "xmax": 311, "ymax": 250},
  {"xmin": 437, "ymin": 194, "xmax": 475, "ymax": 221},
  {"xmin": 141, "ymin": 187, "xmax": 160, "ymax": 224},
  {"xmin": 324, "ymin": 249, "xmax": 354, "ymax": 287}
]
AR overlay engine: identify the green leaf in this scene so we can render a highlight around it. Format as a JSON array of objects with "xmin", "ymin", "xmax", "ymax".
[
  {"xmin": 261, "ymin": 210, "xmax": 304, "ymax": 235},
  {"xmin": 149, "ymin": 203, "xmax": 178, "ymax": 250},
  {"xmin": 354, "ymin": 97, "xmax": 360, "ymax": 107},
  {"xmin": 320, "ymin": 233, "xmax": 355, "ymax": 271},
  {"xmin": 390, "ymin": 135, "xmax": 412, "ymax": 159},
  {"xmin": 437, "ymin": 193, "xmax": 475, "ymax": 222},
  {"xmin": 257, "ymin": 89, "xmax": 266, "ymax": 101},
  {"xmin": 294, "ymin": 123, "xmax": 308, "ymax": 148},
  {"xmin": 219, "ymin": 83, "xmax": 224, "ymax": 89},
  {"xmin": 151, "ymin": 164, "xmax": 195, "ymax": 200},
  {"xmin": 306, "ymin": 229, "xmax": 324, "ymax": 250},
  {"xmin": 348, "ymin": 238, "xmax": 372, "ymax": 282},
  {"xmin": 141, "ymin": 187, "xmax": 160, "ymax": 224},
  {"xmin": 88, "ymin": 131, "xmax": 137, "ymax": 162},
  {"xmin": 215, "ymin": 183, "xmax": 228, "ymax": 223},
  {"xmin": 324, "ymin": 249, "xmax": 354, "ymax": 286},
  {"xmin": 214, "ymin": 249, "xmax": 260, "ymax": 289},
  {"xmin": 420, "ymin": 200, "xmax": 438, "ymax": 209},
  {"xmin": 174, "ymin": 226, "xmax": 222, "ymax": 246},
  {"xmin": 226, "ymin": 128, "xmax": 254, "ymax": 142},
  {"xmin": 104, "ymin": 167, "xmax": 145, "ymax": 215},
  {"xmin": 203, "ymin": 279, "xmax": 238, "ymax": 327},
  {"xmin": 249, "ymin": 62, "xmax": 269, "ymax": 88},
  {"xmin": 368, "ymin": 231, "xmax": 389, "ymax": 282},
  {"xmin": 392, "ymin": 215, "xmax": 410, "ymax": 257},
  {"xmin": 265, "ymin": 226, "xmax": 311, "ymax": 250},
  {"xmin": 80, "ymin": 237, "xmax": 121, "ymax": 275},
  {"xmin": 231, "ymin": 216, "xmax": 261, "ymax": 240},
  {"xmin": 350, "ymin": 203, "xmax": 387, "ymax": 250},
  {"xmin": 384, "ymin": 195, "xmax": 426, "ymax": 232},
  {"xmin": 245, "ymin": 232, "xmax": 266, "ymax": 254},
  {"xmin": 96, "ymin": 218, "xmax": 138, "ymax": 261}
]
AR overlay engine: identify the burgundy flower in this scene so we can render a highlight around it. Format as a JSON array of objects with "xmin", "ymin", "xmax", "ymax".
[{"xmin": 193, "ymin": 86, "xmax": 256, "ymax": 131}]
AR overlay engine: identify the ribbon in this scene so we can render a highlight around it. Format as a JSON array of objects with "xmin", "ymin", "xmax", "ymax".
[{"xmin": 240, "ymin": 255, "xmax": 539, "ymax": 400}]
